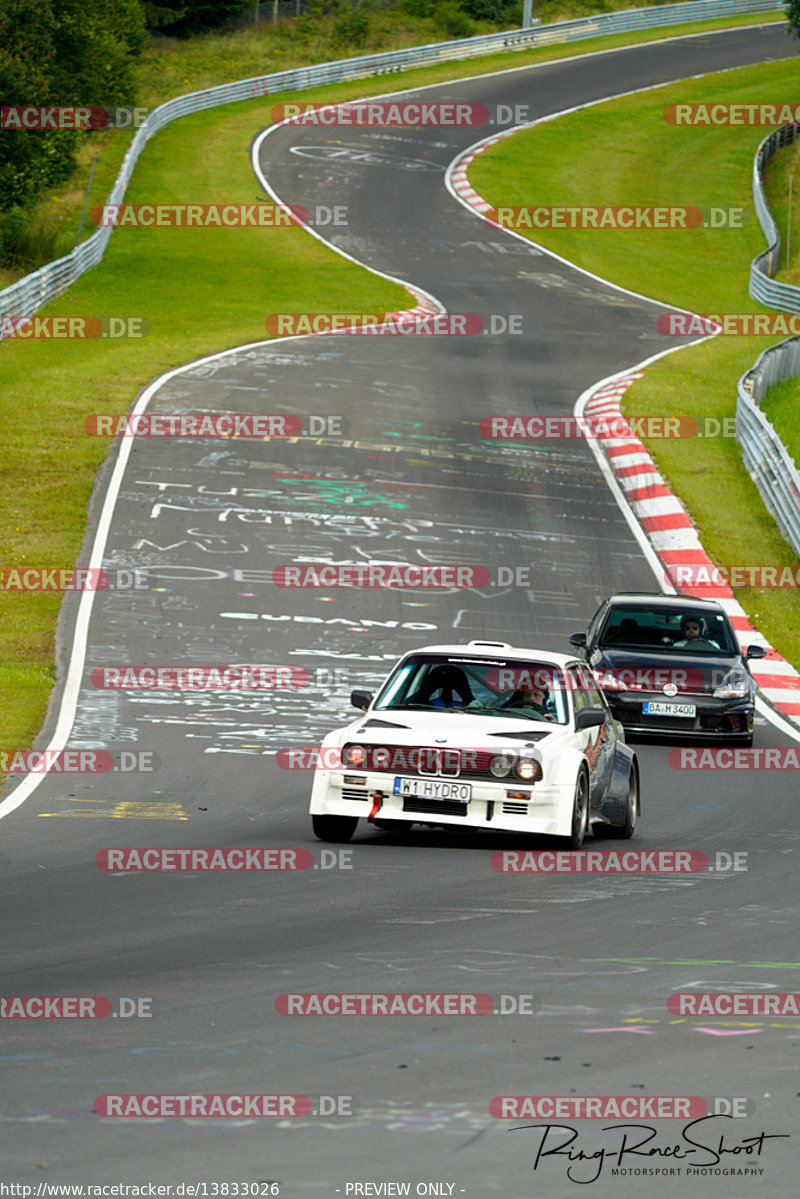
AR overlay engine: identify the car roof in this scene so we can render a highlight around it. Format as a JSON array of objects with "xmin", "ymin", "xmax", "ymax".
[
  {"xmin": 603, "ymin": 593, "xmax": 727, "ymax": 612},
  {"xmin": 397, "ymin": 642, "xmax": 578, "ymax": 668}
]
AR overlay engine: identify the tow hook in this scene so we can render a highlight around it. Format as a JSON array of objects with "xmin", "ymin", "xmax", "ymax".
[{"xmin": 367, "ymin": 792, "xmax": 384, "ymax": 823}]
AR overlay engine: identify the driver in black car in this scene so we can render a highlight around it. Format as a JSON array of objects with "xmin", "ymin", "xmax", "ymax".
[{"xmin": 673, "ymin": 615, "xmax": 720, "ymax": 651}]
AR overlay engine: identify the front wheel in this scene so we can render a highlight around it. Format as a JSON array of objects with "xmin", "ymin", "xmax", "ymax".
[
  {"xmin": 566, "ymin": 770, "xmax": 590, "ymax": 849},
  {"xmin": 311, "ymin": 814, "xmax": 358, "ymax": 843}
]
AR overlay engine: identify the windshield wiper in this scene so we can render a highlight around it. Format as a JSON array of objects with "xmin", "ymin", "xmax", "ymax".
[
  {"xmin": 462, "ymin": 705, "xmax": 550, "ymax": 721},
  {"xmin": 379, "ymin": 703, "xmax": 449, "ymax": 711}
]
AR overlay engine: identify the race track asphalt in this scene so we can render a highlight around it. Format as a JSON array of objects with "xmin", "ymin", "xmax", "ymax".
[{"xmin": 2, "ymin": 22, "xmax": 799, "ymax": 1197}]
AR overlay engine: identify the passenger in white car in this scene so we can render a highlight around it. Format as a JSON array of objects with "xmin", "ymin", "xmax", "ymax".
[{"xmin": 412, "ymin": 664, "xmax": 474, "ymax": 709}]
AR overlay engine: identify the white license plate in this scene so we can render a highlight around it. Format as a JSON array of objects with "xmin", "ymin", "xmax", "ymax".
[
  {"xmin": 643, "ymin": 701, "xmax": 696, "ymax": 718},
  {"xmin": 393, "ymin": 776, "xmax": 471, "ymax": 803}
]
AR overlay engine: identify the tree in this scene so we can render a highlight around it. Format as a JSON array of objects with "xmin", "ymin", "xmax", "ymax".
[
  {"xmin": 0, "ymin": 0, "xmax": 146, "ymax": 213},
  {"xmin": 49, "ymin": 0, "xmax": 148, "ymax": 107},
  {"xmin": 142, "ymin": 0, "xmax": 251, "ymax": 36},
  {"xmin": 0, "ymin": 0, "xmax": 74, "ymax": 211},
  {"xmin": 786, "ymin": 0, "xmax": 800, "ymax": 40}
]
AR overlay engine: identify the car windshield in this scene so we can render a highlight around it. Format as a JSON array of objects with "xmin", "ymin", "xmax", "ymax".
[
  {"xmin": 598, "ymin": 605, "xmax": 737, "ymax": 655},
  {"xmin": 374, "ymin": 654, "xmax": 570, "ymax": 724}
]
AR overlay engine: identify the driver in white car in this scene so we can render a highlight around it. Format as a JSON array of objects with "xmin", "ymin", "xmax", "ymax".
[{"xmin": 508, "ymin": 683, "xmax": 557, "ymax": 721}]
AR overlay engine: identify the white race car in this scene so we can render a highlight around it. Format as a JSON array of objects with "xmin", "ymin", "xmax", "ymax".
[{"xmin": 308, "ymin": 640, "xmax": 640, "ymax": 848}]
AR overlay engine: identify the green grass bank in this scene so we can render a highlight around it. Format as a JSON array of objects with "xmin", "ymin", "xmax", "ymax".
[
  {"xmin": 0, "ymin": 10, "xmax": 790, "ymax": 765},
  {"xmin": 468, "ymin": 57, "xmax": 800, "ymax": 669}
]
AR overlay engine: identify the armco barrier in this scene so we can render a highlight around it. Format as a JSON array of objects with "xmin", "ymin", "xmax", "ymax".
[
  {"xmin": 0, "ymin": 0, "xmax": 781, "ymax": 322},
  {"xmin": 5, "ymin": 1, "xmax": 797, "ymax": 565},
  {"xmin": 749, "ymin": 122, "xmax": 800, "ymax": 313},
  {"xmin": 736, "ymin": 339, "xmax": 800, "ymax": 558},
  {"xmin": 738, "ymin": 123, "xmax": 800, "ymax": 561}
]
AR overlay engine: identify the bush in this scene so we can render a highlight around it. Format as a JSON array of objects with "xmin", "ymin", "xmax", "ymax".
[
  {"xmin": 332, "ymin": 4, "xmax": 372, "ymax": 48},
  {"xmin": 400, "ymin": 0, "xmax": 435, "ymax": 15},
  {"xmin": 0, "ymin": 0, "xmax": 145, "ymax": 233},
  {"xmin": 459, "ymin": 0, "xmax": 515, "ymax": 18},
  {"xmin": 0, "ymin": 130, "xmax": 79, "ymax": 213},
  {"xmin": 0, "ymin": 204, "xmax": 64, "ymax": 271},
  {"xmin": 144, "ymin": 0, "xmax": 251, "ymax": 37},
  {"xmin": 433, "ymin": 1, "xmax": 475, "ymax": 37}
]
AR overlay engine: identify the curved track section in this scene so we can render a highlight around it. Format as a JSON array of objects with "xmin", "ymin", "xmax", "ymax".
[{"xmin": 2, "ymin": 24, "xmax": 799, "ymax": 1197}]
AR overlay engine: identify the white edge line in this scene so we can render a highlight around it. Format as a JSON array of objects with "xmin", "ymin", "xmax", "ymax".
[
  {"xmin": 251, "ymin": 125, "xmax": 446, "ymax": 315},
  {"xmin": 754, "ymin": 697, "xmax": 800, "ymax": 741},
  {"xmin": 443, "ymin": 66, "xmax": 788, "ymax": 310},
  {"xmin": 257, "ymin": 19, "xmax": 786, "ymax": 112},
  {"xmin": 0, "ymin": 341, "xmax": 293, "ymax": 820},
  {"xmin": 0, "ymin": 116, "xmax": 455, "ymax": 824},
  {"xmin": 3, "ymin": 25, "xmax": 795, "ymax": 820},
  {"xmin": 443, "ymin": 91, "xmax": 800, "ymax": 746}
]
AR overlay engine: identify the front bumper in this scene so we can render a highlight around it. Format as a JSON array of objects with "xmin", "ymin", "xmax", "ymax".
[
  {"xmin": 309, "ymin": 769, "xmax": 573, "ymax": 837},
  {"xmin": 603, "ymin": 691, "xmax": 754, "ymax": 738}
]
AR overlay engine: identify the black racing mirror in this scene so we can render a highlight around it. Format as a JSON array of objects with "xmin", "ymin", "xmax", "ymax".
[
  {"xmin": 744, "ymin": 645, "xmax": 766, "ymax": 661},
  {"xmin": 569, "ymin": 632, "xmax": 587, "ymax": 649},
  {"xmin": 575, "ymin": 707, "xmax": 605, "ymax": 730},
  {"xmin": 351, "ymin": 690, "xmax": 373, "ymax": 711}
]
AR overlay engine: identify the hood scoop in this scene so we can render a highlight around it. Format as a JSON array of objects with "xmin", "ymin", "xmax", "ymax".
[
  {"xmin": 358, "ymin": 718, "xmax": 411, "ymax": 730},
  {"xmin": 488, "ymin": 729, "xmax": 551, "ymax": 740}
]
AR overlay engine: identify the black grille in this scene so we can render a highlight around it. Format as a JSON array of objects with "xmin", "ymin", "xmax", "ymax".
[
  {"xmin": 347, "ymin": 743, "xmax": 497, "ymax": 779},
  {"xmin": 402, "ymin": 798, "xmax": 468, "ymax": 818},
  {"xmin": 502, "ymin": 802, "xmax": 528, "ymax": 815}
]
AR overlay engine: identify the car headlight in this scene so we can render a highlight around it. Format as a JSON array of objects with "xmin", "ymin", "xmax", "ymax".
[
  {"xmin": 713, "ymin": 672, "xmax": 749, "ymax": 700},
  {"xmin": 515, "ymin": 756, "xmax": 543, "ymax": 783},
  {"xmin": 489, "ymin": 753, "xmax": 516, "ymax": 779},
  {"xmin": 342, "ymin": 744, "xmax": 366, "ymax": 768}
]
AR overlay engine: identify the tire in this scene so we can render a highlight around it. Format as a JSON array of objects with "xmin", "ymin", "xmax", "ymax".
[
  {"xmin": 612, "ymin": 763, "xmax": 639, "ymax": 839},
  {"xmin": 566, "ymin": 770, "xmax": 590, "ymax": 850},
  {"xmin": 311, "ymin": 814, "xmax": 358, "ymax": 843}
]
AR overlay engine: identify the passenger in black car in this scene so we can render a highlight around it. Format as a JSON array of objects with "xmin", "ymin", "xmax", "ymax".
[{"xmin": 605, "ymin": 617, "xmax": 639, "ymax": 645}]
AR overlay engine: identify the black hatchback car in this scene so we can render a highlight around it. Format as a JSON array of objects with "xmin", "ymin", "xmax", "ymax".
[{"xmin": 569, "ymin": 594, "xmax": 766, "ymax": 744}]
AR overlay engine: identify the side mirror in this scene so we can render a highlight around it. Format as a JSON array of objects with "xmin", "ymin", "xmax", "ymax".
[
  {"xmin": 351, "ymin": 689, "xmax": 373, "ymax": 712},
  {"xmin": 575, "ymin": 707, "xmax": 605, "ymax": 730},
  {"xmin": 745, "ymin": 645, "xmax": 766, "ymax": 661},
  {"xmin": 569, "ymin": 632, "xmax": 587, "ymax": 649}
]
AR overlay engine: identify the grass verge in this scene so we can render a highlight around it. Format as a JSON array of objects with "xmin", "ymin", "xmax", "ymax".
[
  {"xmin": 760, "ymin": 374, "xmax": 800, "ymax": 465},
  {"xmin": 0, "ymin": 7, "xmax": 785, "ymax": 285},
  {"xmin": 468, "ymin": 57, "xmax": 800, "ymax": 669},
  {"xmin": 0, "ymin": 91, "xmax": 411, "ymax": 757},
  {"xmin": 0, "ymin": 11, "xmax": 790, "ymax": 765},
  {"xmin": 760, "ymin": 135, "xmax": 800, "ymax": 460},
  {"xmin": 763, "ymin": 135, "xmax": 800, "ymax": 286}
]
